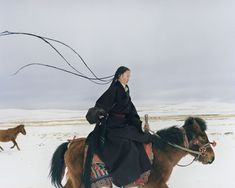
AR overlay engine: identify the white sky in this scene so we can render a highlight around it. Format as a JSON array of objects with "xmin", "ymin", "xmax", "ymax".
[{"xmin": 0, "ymin": 0, "xmax": 235, "ymax": 109}]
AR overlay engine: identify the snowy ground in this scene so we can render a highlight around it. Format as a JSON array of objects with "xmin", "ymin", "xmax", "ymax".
[{"xmin": 0, "ymin": 102, "xmax": 235, "ymax": 188}]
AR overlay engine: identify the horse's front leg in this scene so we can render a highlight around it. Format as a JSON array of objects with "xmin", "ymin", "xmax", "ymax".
[
  {"xmin": 145, "ymin": 181, "xmax": 169, "ymax": 188},
  {"xmin": 0, "ymin": 146, "xmax": 4, "ymax": 151},
  {"xmin": 11, "ymin": 140, "xmax": 20, "ymax": 150},
  {"xmin": 156, "ymin": 180, "xmax": 169, "ymax": 188},
  {"xmin": 159, "ymin": 183, "xmax": 169, "ymax": 188}
]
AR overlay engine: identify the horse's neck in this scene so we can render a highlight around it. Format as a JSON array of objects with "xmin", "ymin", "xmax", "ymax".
[
  {"xmin": 151, "ymin": 148, "xmax": 187, "ymax": 183},
  {"xmin": 8, "ymin": 127, "xmax": 20, "ymax": 136},
  {"xmin": 164, "ymin": 148, "xmax": 188, "ymax": 166}
]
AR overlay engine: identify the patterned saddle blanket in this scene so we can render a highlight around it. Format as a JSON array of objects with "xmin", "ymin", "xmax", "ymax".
[{"xmin": 82, "ymin": 143, "xmax": 154, "ymax": 187}]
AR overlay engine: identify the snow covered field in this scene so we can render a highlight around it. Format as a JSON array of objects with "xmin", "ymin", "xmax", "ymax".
[{"xmin": 0, "ymin": 102, "xmax": 235, "ymax": 188}]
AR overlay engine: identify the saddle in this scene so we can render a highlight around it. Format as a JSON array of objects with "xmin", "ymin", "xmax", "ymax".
[{"xmin": 82, "ymin": 143, "xmax": 154, "ymax": 188}]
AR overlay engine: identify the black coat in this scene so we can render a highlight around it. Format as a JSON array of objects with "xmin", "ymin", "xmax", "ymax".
[{"xmin": 86, "ymin": 80, "xmax": 152, "ymax": 186}]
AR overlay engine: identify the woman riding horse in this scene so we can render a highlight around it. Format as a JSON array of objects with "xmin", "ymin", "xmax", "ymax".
[{"xmin": 85, "ymin": 66, "xmax": 157, "ymax": 187}]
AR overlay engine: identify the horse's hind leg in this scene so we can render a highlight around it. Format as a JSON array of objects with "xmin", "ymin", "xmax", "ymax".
[
  {"xmin": 69, "ymin": 169, "xmax": 82, "ymax": 188},
  {"xmin": 0, "ymin": 146, "xmax": 4, "ymax": 151},
  {"xmin": 64, "ymin": 179, "xmax": 73, "ymax": 188},
  {"xmin": 65, "ymin": 139, "xmax": 86, "ymax": 188},
  {"xmin": 10, "ymin": 142, "xmax": 16, "ymax": 149}
]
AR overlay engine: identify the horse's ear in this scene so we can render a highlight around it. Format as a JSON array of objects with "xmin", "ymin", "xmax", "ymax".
[{"xmin": 183, "ymin": 117, "xmax": 200, "ymax": 140}]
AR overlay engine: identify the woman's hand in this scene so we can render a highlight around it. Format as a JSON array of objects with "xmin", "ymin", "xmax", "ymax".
[{"xmin": 97, "ymin": 109, "xmax": 108, "ymax": 122}]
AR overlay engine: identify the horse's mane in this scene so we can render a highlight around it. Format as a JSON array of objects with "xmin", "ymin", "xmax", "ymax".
[
  {"xmin": 153, "ymin": 126, "xmax": 184, "ymax": 151},
  {"xmin": 152, "ymin": 117, "xmax": 207, "ymax": 150}
]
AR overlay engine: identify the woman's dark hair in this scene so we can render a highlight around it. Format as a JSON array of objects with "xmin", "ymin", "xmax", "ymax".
[{"xmin": 110, "ymin": 66, "xmax": 130, "ymax": 86}]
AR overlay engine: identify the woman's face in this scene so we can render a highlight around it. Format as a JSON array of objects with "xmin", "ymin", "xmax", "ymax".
[{"xmin": 118, "ymin": 70, "xmax": 130, "ymax": 85}]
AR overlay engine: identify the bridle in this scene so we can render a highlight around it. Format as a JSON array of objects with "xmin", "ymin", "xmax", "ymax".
[{"xmin": 147, "ymin": 127, "xmax": 216, "ymax": 167}]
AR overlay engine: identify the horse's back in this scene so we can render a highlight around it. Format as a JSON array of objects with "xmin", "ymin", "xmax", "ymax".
[
  {"xmin": 0, "ymin": 129, "xmax": 10, "ymax": 142},
  {"xmin": 67, "ymin": 137, "xmax": 86, "ymax": 151}
]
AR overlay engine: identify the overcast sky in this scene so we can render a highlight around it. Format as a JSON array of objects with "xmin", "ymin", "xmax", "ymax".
[{"xmin": 0, "ymin": 0, "xmax": 235, "ymax": 109}]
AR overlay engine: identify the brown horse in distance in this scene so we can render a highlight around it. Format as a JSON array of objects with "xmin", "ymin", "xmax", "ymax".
[
  {"xmin": 0, "ymin": 124, "xmax": 26, "ymax": 151},
  {"xmin": 50, "ymin": 117, "xmax": 216, "ymax": 188}
]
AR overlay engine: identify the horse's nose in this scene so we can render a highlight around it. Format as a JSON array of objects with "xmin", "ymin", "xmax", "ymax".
[{"xmin": 208, "ymin": 156, "xmax": 215, "ymax": 164}]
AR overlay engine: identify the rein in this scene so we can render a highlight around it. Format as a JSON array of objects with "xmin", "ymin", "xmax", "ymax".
[
  {"xmin": 146, "ymin": 128, "xmax": 216, "ymax": 167},
  {"xmin": 147, "ymin": 129, "xmax": 201, "ymax": 155}
]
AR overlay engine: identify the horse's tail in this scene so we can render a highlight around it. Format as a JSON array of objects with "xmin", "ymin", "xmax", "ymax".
[{"xmin": 49, "ymin": 142, "xmax": 69, "ymax": 188}]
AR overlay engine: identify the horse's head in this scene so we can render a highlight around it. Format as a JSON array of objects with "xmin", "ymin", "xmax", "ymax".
[
  {"xmin": 18, "ymin": 124, "xmax": 26, "ymax": 135},
  {"xmin": 183, "ymin": 117, "xmax": 215, "ymax": 164}
]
